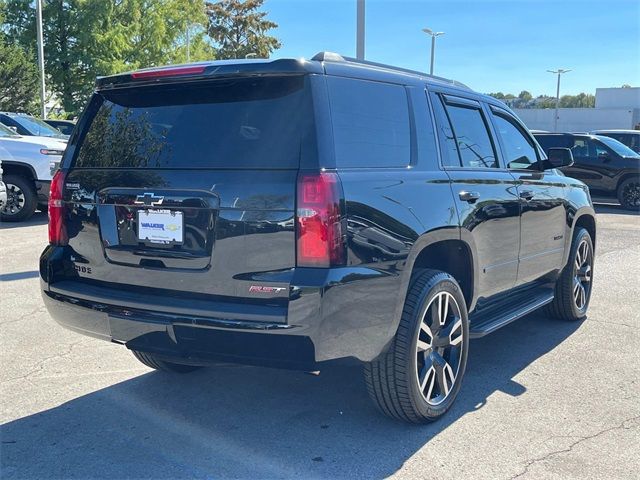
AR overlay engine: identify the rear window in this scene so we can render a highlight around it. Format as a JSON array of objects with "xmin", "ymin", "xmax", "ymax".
[
  {"xmin": 74, "ymin": 76, "xmax": 314, "ymax": 169},
  {"xmin": 327, "ymin": 77, "xmax": 411, "ymax": 168}
]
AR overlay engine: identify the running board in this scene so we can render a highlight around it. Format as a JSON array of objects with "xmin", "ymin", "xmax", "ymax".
[{"xmin": 469, "ymin": 289, "xmax": 555, "ymax": 338}]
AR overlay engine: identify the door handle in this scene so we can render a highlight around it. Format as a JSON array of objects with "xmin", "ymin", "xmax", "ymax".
[
  {"xmin": 519, "ymin": 190, "xmax": 535, "ymax": 201},
  {"xmin": 459, "ymin": 191, "xmax": 480, "ymax": 203}
]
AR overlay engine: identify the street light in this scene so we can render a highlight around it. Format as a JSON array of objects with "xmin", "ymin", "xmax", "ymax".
[
  {"xmin": 35, "ymin": 0, "xmax": 46, "ymax": 118},
  {"xmin": 547, "ymin": 68, "xmax": 571, "ymax": 132},
  {"xmin": 422, "ymin": 28, "xmax": 445, "ymax": 75},
  {"xmin": 356, "ymin": 0, "xmax": 365, "ymax": 60}
]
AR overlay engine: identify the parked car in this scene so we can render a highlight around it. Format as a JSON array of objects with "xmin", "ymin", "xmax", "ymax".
[
  {"xmin": 41, "ymin": 53, "xmax": 596, "ymax": 423},
  {"xmin": 534, "ymin": 132, "xmax": 640, "ymax": 209},
  {"xmin": 44, "ymin": 119, "xmax": 76, "ymax": 136},
  {"xmin": 0, "ymin": 122, "xmax": 66, "ymax": 221},
  {"xmin": 591, "ymin": 129, "xmax": 640, "ymax": 154},
  {"xmin": 0, "ymin": 162, "xmax": 6, "ymax": 209},
  {"xmin": 0, "ymin": 112, "xmax": 69, "ymax": 141}
]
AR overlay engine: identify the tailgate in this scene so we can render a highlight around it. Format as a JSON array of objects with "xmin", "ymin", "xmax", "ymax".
[
  {"xmin": 54, "ymin": 75, "xmax": 315, "ymax": 311},
  {"xmin": 64, "ymin": 168, "xmax": 297, "ymax": 305}
]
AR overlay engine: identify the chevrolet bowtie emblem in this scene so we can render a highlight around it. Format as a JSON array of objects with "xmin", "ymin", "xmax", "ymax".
[{"xmin": 134, "ymin": 193, "xmax": 164, "ymax": 206}]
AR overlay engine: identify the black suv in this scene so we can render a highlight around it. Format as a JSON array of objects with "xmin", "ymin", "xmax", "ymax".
[
  {"xmin": 41, "ymin": 53, "xmax": 596, "ymax": 423},
  {"xmin": 534, "ymin": 132, "xmax": 640, "ymax": 209}
]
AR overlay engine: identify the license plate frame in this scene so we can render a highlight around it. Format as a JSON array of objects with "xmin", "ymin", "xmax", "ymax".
[{"xmin": 137, "ymin": 209, "xmax": 184, "ymax": 245}]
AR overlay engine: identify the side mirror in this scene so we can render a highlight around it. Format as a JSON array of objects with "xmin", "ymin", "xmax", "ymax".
[
  {"xmin": 544, "ymin": 148, "xmax": 574, "ymax": 169},
  {"xmin": 7, "ymin": 126, "xmax": 17, "ymax": 133}
]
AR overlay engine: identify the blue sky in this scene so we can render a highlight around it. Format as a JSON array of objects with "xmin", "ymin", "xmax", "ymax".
[{"xmin": 265, "ymin": 0, "xmax": 640, "ymax": 96}]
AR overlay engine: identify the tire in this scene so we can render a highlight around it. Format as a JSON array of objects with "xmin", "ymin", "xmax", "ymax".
[
  {"xmin": 0, "ymin": 175, "xmax": 37, "ymax": 222},
  {"xmin": 617, "ymin": 177, "xmax": 640, "ymax": 210},
  {"xmin": 547, "ymin": 227, "xmax": 594, "ymax": 321},
  {"xmin": 364, "ymin": 269, "xmax": 469, "ymax": 424},
  {"xmin": 131, "ymin": 350, "xmax": 202, "ymax": 373}
]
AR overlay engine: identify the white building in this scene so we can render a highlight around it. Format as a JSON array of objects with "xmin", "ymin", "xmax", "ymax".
[{"xmin": 514, "ymin": 87, "xmax": 640, "ymax": 132}]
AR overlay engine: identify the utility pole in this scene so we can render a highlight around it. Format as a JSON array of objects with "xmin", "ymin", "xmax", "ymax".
[
  {"xmin": 547, "ymin": 68, "xmax": 571, "ymax": 132},
  {"xmin": 35, "ymin": 0, "xmax": 46, "ymax": 118},
  {"xmin": 186, "ymin": 25, "xmax": 191, "ymax": 62},
  {"xmin": 356, "ymin": 0, "xmax": 365, "ymax": 60},
  {"xmin": 422, "ymin": 28, "xmax": 445, "ymax": 75}
]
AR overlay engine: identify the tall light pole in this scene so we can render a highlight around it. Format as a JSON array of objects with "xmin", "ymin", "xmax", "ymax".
[
  {"xmin": 547, "ymin": 68, "xmax": 571, "ymax": 132},
  {"xmin": 186, "ymin": 25, "xmax": 191, "ymax": 62},
  {"xmin": 35, "ymin": 0, "xmax": 46, "ymax": 118},
  {"xmin": 356, "ymin": 0, "xmax": 365, "ymax": 60},
  {"xmin": 422, "ymin": 28, "xmax": 444, "ymax": 75}
]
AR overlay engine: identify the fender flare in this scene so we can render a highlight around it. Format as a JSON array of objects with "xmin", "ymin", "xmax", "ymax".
[
  {"xmin": 387, "ymin": 226, "xmax": 479, "ymax": 341},
  {"xmin": 0, "ymin": 160, "xmax": 38, "ymax": 181},
  {"xmin": 562, "ymin": 206, "xmax": 597, "ymax": 266}
]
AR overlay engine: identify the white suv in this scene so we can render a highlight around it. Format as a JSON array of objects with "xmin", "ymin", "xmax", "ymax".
[{"xmin": 0, "ymin": 123, "xmax": 66, "ymax": 221}]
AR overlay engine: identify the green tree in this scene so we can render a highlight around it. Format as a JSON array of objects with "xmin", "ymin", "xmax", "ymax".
[
  {"xmin": 2, "ymin": 0, "xmax": 213, "ymax": 115},
  {"xmin": 206, "ymin": 0, "xmax": 281, "ymax": 59},
  {"xmin": 518, "ymin": 90, "xmax": 532, "ymax": 102},
  {"xmin": 559, "ymin": 93, "xmax": 595, "ymax": 108},
  {"xmin": 0, "ymin": 7, "xmax": 39, "ymax": 113}
]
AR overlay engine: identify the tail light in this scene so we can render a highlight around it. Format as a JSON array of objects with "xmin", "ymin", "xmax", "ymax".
[
  {"xmin": 48, "ymin": 170, "xmax": 68, "ymax": 246},
  {"xmin": 296, "ymin": 171, "xmax": 345, "ymax": 267}
]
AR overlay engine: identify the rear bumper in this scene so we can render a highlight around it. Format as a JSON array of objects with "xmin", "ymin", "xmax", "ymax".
[
  {"xmin": 40, "ymin": 248, "xmax": 401, "ymax": 369},
  {"xmin": 41, "ymin": 288, "xmax": 316, "ymax": 370}
]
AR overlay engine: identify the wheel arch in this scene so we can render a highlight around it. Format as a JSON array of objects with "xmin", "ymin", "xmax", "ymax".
[
  {"xmin": 1, "ymin": 161, "xmax": 37, "ymax": 183},
  {"xmin": 615, "ymin": 171, "xmax": 640, "ymax": 191},
  {"xmin": 390, "ymin": 228, "xmax": 478, "ymax": 341},
  {"xmin": 563, "ymin": 207, "xmax": 597, "ymax": 267}
]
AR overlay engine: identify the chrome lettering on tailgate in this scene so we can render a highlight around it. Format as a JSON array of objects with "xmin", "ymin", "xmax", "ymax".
[{"xmin": 249, "ymin": 286, "xmax": 287, "ymax": 294}]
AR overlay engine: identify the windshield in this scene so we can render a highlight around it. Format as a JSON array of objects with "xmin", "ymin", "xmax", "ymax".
[
  {"xmin": 11, "ymin": 115, "xmax": 65, "ymax": 138},
  {"xmin": 74, "ymin": 76, "xmax": 314, "ymax": 169},
  {"xmin": 598, "ymin": 135, "xmax": 640, "ymax": 158},
  {"xmin": 0, "ymin": 123, "xmax": 19, "ymax": 138}
]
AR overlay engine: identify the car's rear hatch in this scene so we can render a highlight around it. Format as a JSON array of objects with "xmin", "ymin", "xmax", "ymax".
[{"xmin": 56, "ymin": 74, "xmax": 317, "ymax": 320}]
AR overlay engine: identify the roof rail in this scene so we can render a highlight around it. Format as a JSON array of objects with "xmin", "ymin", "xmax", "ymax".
[
  {"xmin": 311, "ymin": 51, "xmax": 346, "ymax": 62},
  {"xmin": 310, "ymin": 51, "xmax": 469, "ymax": 89}
]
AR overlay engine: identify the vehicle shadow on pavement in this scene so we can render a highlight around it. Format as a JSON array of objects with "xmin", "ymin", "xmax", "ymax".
[
  {"xmin": 1, "ymin": 313, "xmax": 582, "ymax": 479},
  {"xmin": 0, "ymin": 211, "xmax": 48, "ymax": 229}
]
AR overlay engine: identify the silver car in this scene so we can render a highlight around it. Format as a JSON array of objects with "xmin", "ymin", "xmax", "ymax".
[{"xmin": 0, "ymin": 161, "xmax": 7, "ymax": 209}]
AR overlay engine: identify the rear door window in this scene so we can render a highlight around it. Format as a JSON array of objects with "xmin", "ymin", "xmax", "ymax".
[
  {"xmin": 430, "ymin": 93, "xmax": 462, "ymax": 167},
  {"xmin": 442, "ymin": 97, "xmax": 498, "ymax": 169},
  {"xmin": 74, "ymin": 76, "xmax": 314, "ymax": 169},
  {"xmin": 327, "ymin": 77, "xmax": 410, "ymax": 168}
]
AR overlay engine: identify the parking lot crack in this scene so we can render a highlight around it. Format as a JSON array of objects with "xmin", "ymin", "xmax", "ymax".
[
  {"xmin": 509, "ymin": 415, "xmax": 640, "ymax": 479},
  {"xmin": 2, "ymin": 339, "xmax": 89, "ymax": 383},
  {"xmin": 0, "ymin": 306, "xmax": 46, "ymax": 327}
]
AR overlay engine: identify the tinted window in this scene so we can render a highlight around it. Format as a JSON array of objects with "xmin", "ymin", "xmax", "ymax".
[
  {"xmin": 0, "ymin": 116, "xmax": 28, "ymax": 135},
  {"xmin": 534, "ymin": 135, "xmax": 570, "ymax": 151},
  {"xmin": 571, "ymin": 138, "xmax": 590, "ymax": 158},
  {"xmin": 11, "ymin": 115, "xmax": 64, "ymax": 138},
  {"xmin": 492, "ymin": 113, "xmax": 539, "ymax": 170},
  {"xmin": 0, "ymin": 123, "xmax": 19, "ymax": 138},
  {"xmin": 445, "ymin": 103, "xmax": 497, "ymax": 168},
  {"xmin": 74, "ymin": 76, "xmax": 314, "ymax": 169},
  {"xmin": 327, "ymin": 77, "xmax": 410, "ymax": 167},
  {"xmin": 431, "ymin": 94, "xmax": 461, "ymax": 167},
  {"xmin": 597, "ymin": 135, "xmax": 639, "ymax": 157}
]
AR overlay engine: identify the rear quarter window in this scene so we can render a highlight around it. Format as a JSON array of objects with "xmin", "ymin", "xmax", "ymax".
[{"xmin": 327, "ymin": 77, "xmax": 411, "ymax": 168}]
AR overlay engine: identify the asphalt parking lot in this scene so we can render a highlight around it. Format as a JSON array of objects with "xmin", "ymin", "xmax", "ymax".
[{"xmin": 1, "ymin": 204, "xmax": 639, "ymax": 480}]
